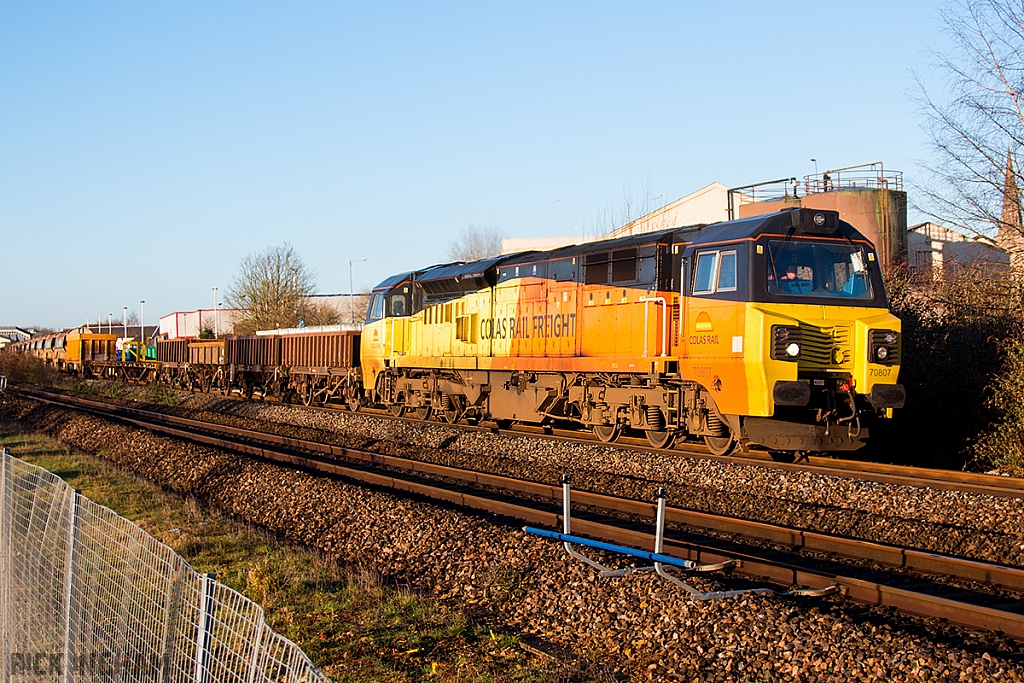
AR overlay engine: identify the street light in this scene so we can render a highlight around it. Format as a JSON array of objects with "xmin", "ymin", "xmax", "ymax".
[
  {"xmin": 108, "ymin": 313, "xmax": 112, "ymax": 335},
  {"xmin": 140, "ymin": 300, "xmax": 145, "ymax": 347},
  {"xmin": 811, "ymin": 158, "xmax": 818, "ymax": 175},
  {"xmin": 349, "ymin": 258, "xmax": 366, "ymax": 325},
  {"xmin": 123, "ymin": 307, "xmax": 128, "ymax": 339},
  {"xmin": 212, "ymin": 287, "xmax": 219, "ymax": 338}
]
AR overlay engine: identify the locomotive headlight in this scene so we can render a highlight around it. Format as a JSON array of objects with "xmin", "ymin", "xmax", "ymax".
[
  {"xmin": 771, "ymin": 325, "xmax": 802, "ymax": 361},
  {"xmin": 869, "ymin": 329, "xmax": 899, "ymax": 366}
]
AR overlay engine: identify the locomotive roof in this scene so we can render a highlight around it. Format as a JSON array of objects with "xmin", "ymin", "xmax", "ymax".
[{"xmin": 372, "ymin": 208, "xmax": 864, "ymax": 292}]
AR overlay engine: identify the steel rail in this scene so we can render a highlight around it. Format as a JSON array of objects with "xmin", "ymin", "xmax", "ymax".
[
  {"xmin": 14, "ymin": 385, "xmax": 1024, "ymax": 640},
  {"xmin": 283, "ymin": 394, "xmax": 1024, "ymax": 499},
  {"xmin": 53, "ymin": 374, "xmax": 1024, "ymax": 498}
]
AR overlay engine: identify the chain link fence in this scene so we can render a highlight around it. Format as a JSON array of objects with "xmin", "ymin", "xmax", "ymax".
[{"xmin": 0, "ymin": 447, "xmax": 330, "ymax": 683}]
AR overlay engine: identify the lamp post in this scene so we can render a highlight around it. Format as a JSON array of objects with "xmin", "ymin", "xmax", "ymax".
[
  {"xmin": 212, "ymin": 287, "xmax": 218, "ymax": 338},
  {"xmin": 108, "ymin": 313, "xmax": 112, "ymax": 334},
  {"xmin": 123, "ymin": 307, "xmax": 127, "ymax": 339},
  {"xmin": 349, "ymin": 258, "xmax": 366, "ymax": 325},
  {"xmin": 140, "ymin": 300, "xmax": 145, "ymax": 347}
]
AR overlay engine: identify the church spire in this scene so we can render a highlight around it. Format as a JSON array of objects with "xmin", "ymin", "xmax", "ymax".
[
  {"xmin": 1000, "ymin": 145, "xmax": 1022, "ymax": 234},
  {"xmin": 998, "ymin": 145, "xmax": 1024, "ymax": 270}
]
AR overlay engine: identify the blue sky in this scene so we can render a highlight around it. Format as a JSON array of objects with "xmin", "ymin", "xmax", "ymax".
[{"xmin": 1, "ymin": 1, "xmax": 950, "ymax": 329}]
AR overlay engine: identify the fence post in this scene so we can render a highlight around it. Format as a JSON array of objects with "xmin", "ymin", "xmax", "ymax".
[
  {"xmin": 157, "ymin": 563, "xmax": 186, "ymax": 683},
  {"xmin": 193, "ymin": 572, "xmax": 216, "ymax": 683},
  {"xmin": 0, "ymin": 449, "xmax": 9, "ymax": 682},
  {"xmin": 61, "ymin": 489, "xmax": 82, "ymax": 683},
  {"xmin": 245, "ymin": 611, "xmax": 265, "ymax": 683}
]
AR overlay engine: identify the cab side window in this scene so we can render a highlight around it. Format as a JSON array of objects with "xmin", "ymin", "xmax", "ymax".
[
  {"xmin": 366, "ymin": 294, "xmax": 385, "ymax": 322},
  {"xmin": 389, "ymin": 294, "xmax": 407, "ymax": 317},
  {"xmin": 693, "ymin": 252, "xmax": 717, "ymax": 294},
  {"xmin": 692, "ymin": 249, "xmax": 738, "ymax": 295}
]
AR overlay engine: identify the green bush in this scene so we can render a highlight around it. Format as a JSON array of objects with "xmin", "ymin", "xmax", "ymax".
[
  {"xmin": 0, "ymin": 353, "xmax": 56, "ymax": 386},
  {"xmin": 972, "ymin": 335, "xmax": 1024, "ymax": 474},
  {"xmin": 869, "ymin": 265, "xmax": 1023, "ymax": 469}
]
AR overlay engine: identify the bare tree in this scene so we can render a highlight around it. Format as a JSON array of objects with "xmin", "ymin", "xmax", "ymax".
[
  {"xmin": 446, "ymin": 225, "xmax": 503, "ymax": 262},
  {"xmin": 915, "ymin": 0, "xmax": 1024, "ymax": 246},
  {"xmin": 588, "ymin": 175, "xmax": 663, "ymax": 235},
  {"xmin": 226, "ymin": 243, "xmax": 320, "ymax": 334}
]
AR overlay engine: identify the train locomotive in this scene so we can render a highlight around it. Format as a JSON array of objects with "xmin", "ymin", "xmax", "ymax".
[
  {"xmin": 8, "ymin": 207, "xmax": 904, "ymax": 457},
  {"xmin": 361, "ymin": 207, "xmax": 904, "ymax": 455}
]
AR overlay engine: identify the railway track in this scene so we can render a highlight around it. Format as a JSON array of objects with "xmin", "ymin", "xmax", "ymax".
[
  {"xmin": 93, "ymin": 374, "xmax": 1024, "ymax": 499},
  {"xmin": 226, "ymin": 384, "xmax": 1024, "ymax": 500},
  {"xmin": 40, "ymin": 376, "xmax": 1024, "ymax": 498},
  {"xmin": 12, "ymin": 384, "xmax": 1024, "ymax": 641}
]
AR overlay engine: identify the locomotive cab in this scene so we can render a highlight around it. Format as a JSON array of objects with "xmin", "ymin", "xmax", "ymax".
[{"xmin": 675, "ymin": 208, "xmax": 903, "ymax": 453}]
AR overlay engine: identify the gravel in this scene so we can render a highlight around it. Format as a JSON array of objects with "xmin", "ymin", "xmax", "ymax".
[
  {"xmin": 113, "ymin": 385, "xmax": 1024, "ymax": 569},
  {"xmin": 4, "ymin": 391, "xmax": 1024, "ymax": 681}
]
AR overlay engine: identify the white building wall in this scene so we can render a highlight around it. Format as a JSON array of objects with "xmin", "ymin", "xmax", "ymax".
[
  {"xmin": 158, "ymin": 308, "xmax": 241, "ymax": 339},
  {"xmin": 502, "ymin": 182, "xmax": 732, "ymax": 255},
  {"xmin": 907, "ymin": 222, "xmax": 1009, "ymax": 275}
]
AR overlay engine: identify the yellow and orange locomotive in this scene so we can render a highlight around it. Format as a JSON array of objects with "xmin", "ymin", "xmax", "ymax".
[{"xmin": 361, "ymin": 208, "xmax": 904, "ymax": 455}]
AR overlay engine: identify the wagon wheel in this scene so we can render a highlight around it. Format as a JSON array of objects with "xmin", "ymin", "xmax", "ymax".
[
  {"xmin": 415, "ymin": 405, "xmax": 433, "ymax": 421},
  {"xmin": 345, "ymin": 386, "xmax": 361, "ymax": 412},
  {"xmin": 243, "ymin": 381, "xmax": 254, "ymax": 400},
  {"xmin": 703, "ymin": 435, "xmax": 736, "ymax": 456},
  {"xmin": 438, "ymin": 395, "xmax": 462, "ymax": 424},
  {"xmin": 388, "ymin": 403, "xmax": 406, "ymax": 418},
  {"xmin": 302, "ymin": 382, "xmax": 315, "ymax": 407},
  {"xmin": 593, "ymin": 425, "xmax": 620, "ymax": 443},
  {"xmin": 645, "ymin": 430, "xmax": 676, "ymax": 450}
]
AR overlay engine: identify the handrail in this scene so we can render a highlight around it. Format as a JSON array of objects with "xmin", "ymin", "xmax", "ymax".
[{"xmin": 639, "ymin": 296, "xmax": 668, "ymax": 357}]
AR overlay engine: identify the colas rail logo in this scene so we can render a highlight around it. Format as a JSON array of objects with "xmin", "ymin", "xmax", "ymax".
[{"xmin": 689, "ymin": 312, "xmax": 719, "ymax": 345}]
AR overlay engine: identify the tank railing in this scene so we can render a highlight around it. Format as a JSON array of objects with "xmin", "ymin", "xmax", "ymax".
[
  {"xmin": 727, "ymin": 177, "xmax": 801, "ymax": 219},
  {"xmin": 804, "ymin": 162, "xmax": 903, "ymax": 194},
  {"xmin": 524, "ymin": 476, "xmax": 839, "ymax": 601}
]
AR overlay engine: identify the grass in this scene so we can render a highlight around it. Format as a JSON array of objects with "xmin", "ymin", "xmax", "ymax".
[{"xmin": 0, "ymin": 427, "xmax": 586, "ymax": 682}]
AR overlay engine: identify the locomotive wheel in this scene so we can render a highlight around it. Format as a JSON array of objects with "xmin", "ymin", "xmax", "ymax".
[
  {"xmin": 704, "ymin": 435, "xmax": 736, "ymax": 456},
  {"xmin": 389, "ymin": 403, "xmax": 406, "ymax": 417},
  {"xmin": 415, "ymin": 405, "xmax": 433, "ymax": 421},
  {"xmin": 645, "ymin": 430, "xmax": 675, "ymax": 450},
  {"xmin": 346, "ymin": 397, "xmax": 361, "ymax": 412},
  {"xmin": 593, "ymin": 425, "xmax": 620, "ymax": 443}
]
